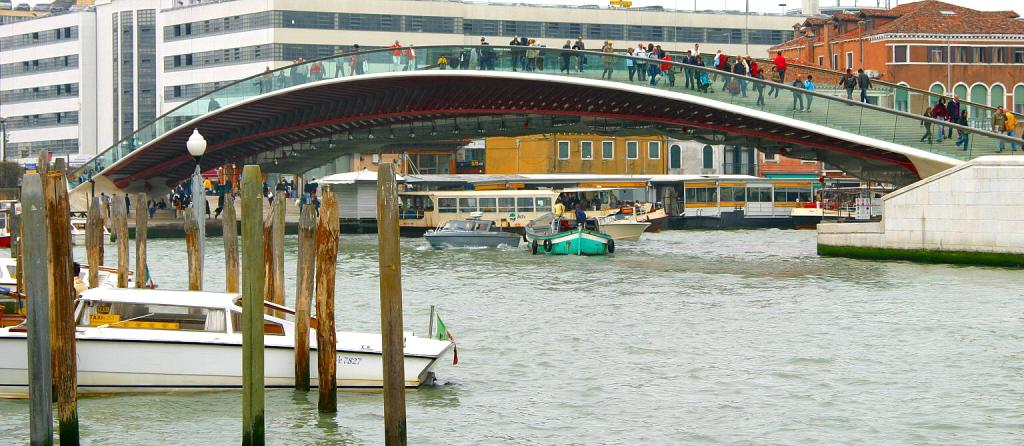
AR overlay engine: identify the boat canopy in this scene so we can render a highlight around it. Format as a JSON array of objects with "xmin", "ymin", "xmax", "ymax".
[{"xmin": 80, "ymin": 288, "xmax": 241, "ymax": 309}]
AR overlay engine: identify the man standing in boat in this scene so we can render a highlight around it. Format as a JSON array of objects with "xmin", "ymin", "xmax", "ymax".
[
  {"xmin": 552, "ymin": 198, "xmax": 569, "ymax": 232},
  {"xmin": 575, "ymin": 203, "xmax": 588, "ymax": 230}
]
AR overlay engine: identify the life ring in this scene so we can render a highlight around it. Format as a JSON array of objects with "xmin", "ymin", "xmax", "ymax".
[
  {"xmin": 607, "ymin": 239, "xmax": 615, "ymax": 254},
  {"xmin": 543, "ymin": 239, "xmax": 553, "ymax": 252},
  {"xmin": 530, "ymin": 240, "xmax": 538, "ymax": 255}
]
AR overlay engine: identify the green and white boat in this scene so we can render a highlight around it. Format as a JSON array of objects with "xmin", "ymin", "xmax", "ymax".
[{"xmin": 524, "ymin": 214, "xmax": 614, "ymax": 256}]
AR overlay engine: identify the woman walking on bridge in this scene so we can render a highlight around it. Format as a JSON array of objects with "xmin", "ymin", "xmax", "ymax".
[{"xmin": 601, "ymin": 41, "xmax": 615, "ymax": 79}]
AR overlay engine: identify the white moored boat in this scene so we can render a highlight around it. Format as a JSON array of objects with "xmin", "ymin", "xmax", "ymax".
[
  {"xmin": 596, "ymin": 215, "xmax": 651, "ymax": 241},
  {"xmin": 0, "ymin": 288, "xmax": 453, "ymax": 395}
]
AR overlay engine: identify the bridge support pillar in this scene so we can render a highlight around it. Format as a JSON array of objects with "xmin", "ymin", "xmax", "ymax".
[{"xmin": 818, "ymin": 156, "xmax": 1024, "ymax": 267}]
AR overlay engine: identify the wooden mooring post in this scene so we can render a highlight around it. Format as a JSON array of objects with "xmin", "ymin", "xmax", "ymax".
[
  {"xmin": 36, "ymin": 150, "xmax": 49, "ymax": 176},
  {"xmin": 376, "ymin": 163, "xmax": 407, "ymax": 446},
  {"xmin": 135, "ymin": 193, "xmax": 148, "ymax": 288},
  {"xmin": 240, "ymin": 166, "xmax": 265, "ymax": 446},
  {"xmin": 223, "ymin": 194, "xmax": 239, "ymax": 293},
  {"xmin": 294, "ymin": 204, "xmax": 317, "ymax": 391},
  {"xmin": 45, "ymin": 172, "xmax": 78, "ymax": 445},
  {"xmin": 10, "ymin": 209, "xmax": 23, "ymax": 296},
  {"xmin": 111, "ymin": 195, "xmax": 129, "ymax": 288},
  {"xmin": 85, "ymin": 197, "xmax": 103, "ymax": 289},
  {"xmin": 184, "ymin": 210, "xmax": 202, "ymax": 291},
  {"xmin": 315, "ymin": 190, "xmax": 340, "ymax": 412},
  {"xmin": 269, "ymin": 191, "xmax": 285, "ymax": 314},
  {"xmin": 21, "ymin": 174, "xmax": 53, "ymax": 446}
]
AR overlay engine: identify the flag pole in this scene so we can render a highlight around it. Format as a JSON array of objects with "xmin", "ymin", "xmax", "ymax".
[{"xmin": 428, "ymin": 305, "xmax": 436, "ymax": 339}]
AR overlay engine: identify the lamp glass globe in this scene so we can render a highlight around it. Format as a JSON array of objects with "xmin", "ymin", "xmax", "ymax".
[{"xmin": 186, "ymin": 129, "xmax": 207, "ymax": 158}]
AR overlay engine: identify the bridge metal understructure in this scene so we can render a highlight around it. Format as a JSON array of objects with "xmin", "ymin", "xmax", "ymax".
[{"xmin": 68, "ymin": 45, "xmax": 1022, "ymax": 209}]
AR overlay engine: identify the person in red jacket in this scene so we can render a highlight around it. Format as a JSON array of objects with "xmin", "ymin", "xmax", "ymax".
[
  {"xmin": 660, "ymin": 52, "xmax": 675, "ymax": 86},
  {"xmin": 389, "ymin": 40, "xmax": 402, "ymax": 71},
  {"xmin": 773, "ymin": 51, "xmax": 787, "ymax": 97}
]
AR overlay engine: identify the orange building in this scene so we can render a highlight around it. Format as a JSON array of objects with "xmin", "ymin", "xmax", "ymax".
[
  {"xmin": 772, "ymin": 1, "xmax": 1024, "ymax": 114},
  {"xmin": 485, "ymin": 134, "xmax": 668, "ymax": 175}
]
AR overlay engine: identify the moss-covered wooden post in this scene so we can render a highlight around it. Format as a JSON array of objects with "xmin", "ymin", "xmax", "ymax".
[
  {"xmin": 110, "ymin": 195, "xmax": 129, "ymax": 288},
  {"xmin": 270, "ymin": 191, "xmax": 285, "ymax": 312},
  {"xmin": 21, "ymin": 174, "xmax": 53, "ymax": 446},
  {"xmin": 45, "ymin": 172, "xmax": 78, "ymax": 445},
  {"xmin": 85, "ymin": 198, "xmax": 103, "ymax": 289},
  {"xmin": 241, "ymin": 165, "xmax": 265, "ymax": 445},
  {"xmin": 315, "ymin": 190, "xmax": 340, "ymax": 412},
  {"xmin": 184, "ymin": 211, "xmax": 201, "ymax": 291},
  {"xmin": 376, "ymin": 163, "xmax": 407, "ymax": 446},
  {"xmin": 222, "ymin": 194, "xmax": 239, "ymax": 293},
  {"xmin": 294, "ymin": 204, "xmax": 317, "ymax": 391},
  {"xmin": 134, "ymin": 193, "xmax": 148, "ymax": 288}
]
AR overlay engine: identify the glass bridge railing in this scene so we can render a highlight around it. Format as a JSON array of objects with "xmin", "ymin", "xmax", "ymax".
[
  {"xmin": 71, "ymin": 45, "xmax": 1023, "ymax": 186},
  {"xmin": 755, "ymin": 59, "xmax": 1002, "ymax": 133}
]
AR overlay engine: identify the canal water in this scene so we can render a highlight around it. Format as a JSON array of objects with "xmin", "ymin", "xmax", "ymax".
[{"xmin": 2, "ymin": 229, "xmax": 1023, "ymax": 444}]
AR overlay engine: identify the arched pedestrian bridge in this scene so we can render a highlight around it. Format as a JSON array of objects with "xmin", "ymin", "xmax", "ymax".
[{"xmin": 69, "ymin": 45, "xmax": 1020, "ymax": 207}]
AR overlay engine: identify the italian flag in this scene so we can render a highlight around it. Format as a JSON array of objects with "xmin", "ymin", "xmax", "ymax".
[{"xmin": 435, "ymin": 314, "xmax": 458, "ymax": 365}]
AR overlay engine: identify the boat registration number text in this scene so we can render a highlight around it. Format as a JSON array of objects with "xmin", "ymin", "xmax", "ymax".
[{"xmin": 337, "ymin": 356, "xmax": 361, "ymax": 365}]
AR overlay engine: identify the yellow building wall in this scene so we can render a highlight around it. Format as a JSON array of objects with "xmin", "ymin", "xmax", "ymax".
[{"xmin": 485, "ymin": 134, "xmax": 667, "ymax": 175}]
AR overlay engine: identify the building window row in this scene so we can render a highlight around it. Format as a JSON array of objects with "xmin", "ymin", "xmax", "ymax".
[
  {"xmin": 165, "ymin": 43, "xmax": 378, "ymax": 72},
  {"xmin": 166, "ymin": 44, "xmax": 275, "ymax": 71},
  {"xmin": 557, "ymin": 140, "xmax": 660, "ymax": 160},
  {"xmin": 0, "ymin": 55, "xmax": 78, "ymax": 78},
  {"xmin": 891, "ymin": 44, "xmax": 1024, "ymax": 64},
  {"xmin": 6, "ymin": 111, "xmax": 79, "ymax": 130},
  {"xmin": 0, "ymin": 26, "xmax": 78, "ymax": 50},
  {"xmin": 0, "ymin": 83, "xmax": 79, "ymax": 104},
  {"xmin": 165, "ymin": 79, "xmax": 240, "ymax": 101},
  {"xmin": 161, "ymin": 10, "xmax": 793, "ymax": 45},
  {"xmin": 7, "ymin": 138, "xmax": 79, "ymax": 159}
]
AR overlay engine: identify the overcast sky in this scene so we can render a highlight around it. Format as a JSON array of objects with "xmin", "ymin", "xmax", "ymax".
[{"xmin": 486, "ymin": 0, "xmax": 1024, "ymax": 16}]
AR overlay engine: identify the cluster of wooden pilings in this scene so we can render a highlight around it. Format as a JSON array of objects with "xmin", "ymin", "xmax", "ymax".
[{"xmin": 13, "ymin": 158, "xmax": 409, "ymax": 446}]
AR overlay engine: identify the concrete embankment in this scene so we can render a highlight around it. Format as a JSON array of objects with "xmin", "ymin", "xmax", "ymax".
[{"xmin": 818, "ymin": 156, "xmax": 1024, "ymax": 267}]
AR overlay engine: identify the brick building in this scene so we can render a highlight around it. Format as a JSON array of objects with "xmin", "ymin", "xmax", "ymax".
[{"xmin": 772, "ymin": 0, "xmax": 1024, "ymax": 116}]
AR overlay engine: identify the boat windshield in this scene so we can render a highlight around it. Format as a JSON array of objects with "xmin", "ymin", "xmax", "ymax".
[
  {"xmin": 442, "ymin": 221, "xmax": 478, "ymax": 231},
  {"xmin": 77, "ymin": 300, "xmax": 227, "ymax": 333}
]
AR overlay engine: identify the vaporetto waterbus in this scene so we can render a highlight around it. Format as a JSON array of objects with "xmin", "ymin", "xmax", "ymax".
[
  {"xmin": 649, "ymin": 175, "xmax": 820, "ymax": 229},
  {"xmin": 400, "ymin": 189, "xmax": 559, "ymax": 234}
]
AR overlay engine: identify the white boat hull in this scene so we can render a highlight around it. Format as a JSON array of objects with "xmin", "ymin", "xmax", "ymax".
[
  {"xmin": 598, "ymin": 222, "xmax": 651, "ymax": 241},
  {"xmin": 0, "ymin": 331, "xmax": 448, "ymax": 395}
]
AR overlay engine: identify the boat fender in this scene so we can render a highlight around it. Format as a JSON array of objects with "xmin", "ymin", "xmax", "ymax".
[
  {"xmin": 607, "ymin": 239, "xmax": 615, "ymax": 253},
  {"xmin": 530, "ymin": 240, "xmax": 539, "ymax": 255},
  {"xmin": 543, "ymin": 239, "xmax": 553, "ymax": 252}
]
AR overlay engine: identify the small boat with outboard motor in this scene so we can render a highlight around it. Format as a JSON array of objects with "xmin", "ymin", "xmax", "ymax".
[
  {"xmin": 424, "ymin": 213, "xmax": 521, "ymax": 249},
  {"xmin": 524, "ymin": 213, "xmax": 614, "ymax": 256}
]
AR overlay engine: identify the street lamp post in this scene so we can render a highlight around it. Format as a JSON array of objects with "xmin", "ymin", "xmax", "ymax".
[
  {"xmin": 186, "ymin": 129, "xmax": 207, "ymax": 286},
  {"xmin": 0, "ymin": 117, "xmax": 8, "ymax": 162},
  {"xmin": 744, "ymin": 0, "xmax": 750, "ymax": 56}
]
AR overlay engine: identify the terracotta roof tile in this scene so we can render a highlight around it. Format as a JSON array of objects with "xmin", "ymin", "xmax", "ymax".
[
  {"xmin": 832, "ymin": 12, "xmax": 861, "ymax": 22},
  {"xmin": 803, "ymin": 17, "xmax": 830, "ymax": 26},
  {"xmin": 866, "ymin": 0, "xmax": 1024, "ymax": 36},
  {"xmin": 859, "ymin": 8, "xmax": 901, "ymax": 18}
]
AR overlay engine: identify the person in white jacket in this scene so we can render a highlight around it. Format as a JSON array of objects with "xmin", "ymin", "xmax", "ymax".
[{"xmin": 633, "ymin": 44, "xmax": 648, "ymax": 82}]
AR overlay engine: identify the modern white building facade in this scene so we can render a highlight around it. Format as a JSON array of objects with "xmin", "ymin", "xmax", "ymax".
[
  {"xmin": 0, "ymin": 9, "xmax": 97, "ymax": 160},
  {"xmin": 1, "ymin": 0, "xmax": 802, "ymax": 164}
]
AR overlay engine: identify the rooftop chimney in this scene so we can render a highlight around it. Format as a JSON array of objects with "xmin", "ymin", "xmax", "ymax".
[{"xmin": 802, "ymin": 0, "xmax": 821, "ymax": 15}]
